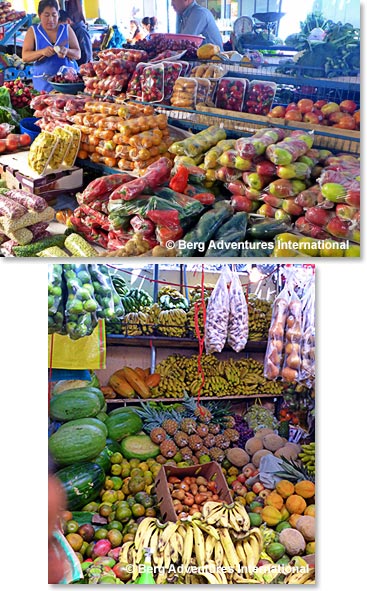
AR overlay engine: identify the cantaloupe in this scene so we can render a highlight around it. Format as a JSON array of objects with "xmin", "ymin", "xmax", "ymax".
[
  {"xmin": 252, "ymin": 449, "xmax": 272, "ymax": 467},
  {"xmin": 245, "ymin": 437, "xmax": 263, "ymax": 456},
  {"xmin": 263, "ymin": 434, "xmax": 284, "ymax": 452},
  {"xmin": 274, "ymin": 446, "xmax": 299, "ymax": 460},
  {"xmin": 296, "ymin": 515, "xmax": 315, "ymax": 542},
  {"xmin": 226, "ymin": 447, "xmax": 250, "ymax": 467},
  {"xmin": 254, "ymin": 428, "xmax": 274, "ymax": 440},
  {"xmin": 279, "ymin": 528, "xmax": 306, "ymax": 556}
]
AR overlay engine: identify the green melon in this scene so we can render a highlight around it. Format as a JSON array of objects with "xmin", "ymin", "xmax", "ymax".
[{"xmin": 120, "ymin": 435, "xmax": 160, "ymax": 460}]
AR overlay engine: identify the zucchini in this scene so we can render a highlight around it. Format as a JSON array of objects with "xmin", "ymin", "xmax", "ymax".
[
  {"xmin": 178, "ymin": 201, "xmax": 234, "ymax": 257},
  {"xmin": 246, "ymin": 219, "xmax": 291, "ymax": 240},
  {"xmin": 13, "ymin": 235, "xmax": 66, "ymax": 257}
]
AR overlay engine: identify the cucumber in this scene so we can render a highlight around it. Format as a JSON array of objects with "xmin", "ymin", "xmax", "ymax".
[
  {"xmin": 246, "ymin": 219, "xmax": 291, "ymax": 240},
  {"xmin": 13, "ymin": 235, "xmax": 66, "ymax": 257}
]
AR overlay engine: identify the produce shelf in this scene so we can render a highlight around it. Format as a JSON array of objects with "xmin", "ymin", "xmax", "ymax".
[
  {"xmin": 106, "ymin": 334, "xmax": 268, "ymax": 352},
  {"xmin": 0, "ymin": 14, "xmax": 32, "ymax": 47},
  {"xmin": 105, "ymin": 393, "xmax": 281, "ymax": 405}
]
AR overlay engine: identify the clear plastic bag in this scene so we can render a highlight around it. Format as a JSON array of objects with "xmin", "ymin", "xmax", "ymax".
[
  {"xmin": 227, "ymin": 269, "xmax": 249, "ymax": 352},
  {"xmin": 264, "ymin": 286, "xmax": 290, "ymax": 380},
  {"xmin": 215, "ymin": 77, "xmax": 248, "ymax": 112},
  {"xmin": 48, "ymin": 263, "xmax": 64, "ymax": 323},
  {"xmin": 141, "ymin": 63, "xmax": 165, "ymax": 103},
  {"xmin": 205, "ymin": 265, "xmax": 232, "ymax": 354},
  {"xmin": 281, "ymin": 288, "xmax": 303, "ymax": 383},
  {"xmin": 89, "ymin": 264, "xmax": 125, "ymax": 321},
  {"xmin": 299, "ymin": 280, "xmax": 315, "ymax": 387},
  {"xmin": 64, "ymin": 264, "xmax": 99, "ymax": 340}
]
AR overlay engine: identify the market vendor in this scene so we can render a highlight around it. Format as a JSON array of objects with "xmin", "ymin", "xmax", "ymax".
[
  {"xmin": 22, "ymin": 0, "xmax": 81, "ymax": 92},
  {"xmin": 59, "ymin": 9, "xmax": 92, "ymax": 66},
  {"xmin": 172, "ymin": 0, "xmax": 223, "ymax": 50}
]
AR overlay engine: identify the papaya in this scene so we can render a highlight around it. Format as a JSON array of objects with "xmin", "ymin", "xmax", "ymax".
[
  {"xmin": 145, "ymin": 373, "xmax": 161, "ymax": 388},
  {"xmin": 108, "ymin": 370, "xmax": 135, "ymax": 398},
  {"xmin": 197, "ymin": 43, "xmax": 220, "ymax": 60},
  {"xmin": 122, "ymin": 367, "xmax": 151, "ymax": 399}
]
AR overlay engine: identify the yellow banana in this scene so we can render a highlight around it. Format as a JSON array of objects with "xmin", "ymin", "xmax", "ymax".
[
  {"xmin": 214, "ymin": 538, "xmax": 224, "ymax": 567},
  {"xmin": 249, "ymin": 527, "xmax": 263, "ymax": 553},
  {"xmin": 157, "ymin": 521, "xmax": 178, "ymax": 553},
  {"xmin": 134, "ymin": 517, "xmax": 157, "ymax": 552},
  {"xmin": 135, "ymin": 520, "xmax": 158, "ymax": 563},
  {"xmin": 242, "ymin": 539, "xmax": 256, "ymax": 576},
  {"xmin": 248, "ymin": 533, "xmax": 261, "ymax": 566},
  {"xmin": 181, "ymin": 523, "xmax": 194, "ymax": 569},
  {"xmin": 119, "ymin": 541, "xmax": 135, "ymax": 565},
  {"xmin": 192, "ymin": 521, "xmax": 206, "ymax": 567},
  {"xmin": 205, "ymin": 534, "xmax": 217, "ymax": 563},
  {"xmin": 220, "ymin": 528, "xmax": 241, "ymax": 572},
  {"xmin": 193, "ymin": 519, "xmax": 220, "ymax": 540},
  {"xmin": 235, "ymin": 541, "xmax": 247, "ymax": 567}
]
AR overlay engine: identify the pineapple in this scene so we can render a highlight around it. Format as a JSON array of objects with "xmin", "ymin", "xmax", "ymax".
[
  {"xmin": 159, "ymin": 440, "xmax": 178, "ymax": 459},
  {"xmin": 180, "ymin": 446, "xmax": 193, "ymax": 461},
  {"xmin": 223, "ymin": 416, "xmax": 236, "ymax": 429},
  {"xmin": 203, "ymin": 434, "xmax": 216, "ymax": 448},
  {"xmin": 208, "ymin": 423, "xmax": 221, "ymax": 435},
  {"xmin": 188, "ymin": 434, "xmax": 203, "ymax": 452},
  {"xmin": 209, "ymin": 447, "xmax": 225, "ymax": 462},
  {"xmin": 195, "ymin": 446, "xmax": 210, "ymax": 458},
  {"xmin": 214, "ymin": 434, "xmax": 230, "ymax": 450},
  {"xmin": 150, "ymin": 427, "xmax": 167, "ymax": 444},
  {"xmin": 173, "ymin": 430, "xmax": 189, "ymax": 448},
  {"xmin": 194, "ymin": 405, "xmax": 213, "ymax": 424},
  {"xmin": 196, "ymin": 424, "xmax": 209, "ymax": 438},
  {"xmin": 223, "ymin": 428, "xmax": 240, "ymax": 443},
  {"xmin": 162, "ymin": 419, "xmax": 179, "ymax": 436},
  {"xmin": 180, "ymin": 418, "xmax": 197, "ymax": 435}
]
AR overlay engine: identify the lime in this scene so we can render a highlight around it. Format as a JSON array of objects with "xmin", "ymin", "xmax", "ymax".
[
  {"xmin": 110, "ymin": 452, "xmax": 123, "ymax": 464},
  {"xmin": 84, "ymin": 299, "xmax": 98, "ymax": 312},
  {"xmin": 65, "ymin": 520, "xmax": 80, "ymax": 534},
  {"xmin": 94, "ymin": 527, "xmax": 109, "ymax": 540},
  {"xmin": 107, "ymin": 520, "xmax": 123, "ymax": 532}
]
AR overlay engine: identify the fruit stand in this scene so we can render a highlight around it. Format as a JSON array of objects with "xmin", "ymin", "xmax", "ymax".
[
  {"xmin": 0, "ymin": 19, "xmax": 360, "ymax": 258},
  {"xmin": 48, "ymin": 262, "xmax": 316, "ymax": 584}
]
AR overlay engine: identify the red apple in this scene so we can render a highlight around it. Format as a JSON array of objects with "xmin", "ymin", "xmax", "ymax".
[
  {"xmin": 285, "ymin": 109, "xmax": 303, "ymax": 121},
  {"xmin": 258, "ymin": 488, "xmax": 271, "ymax": 500},
  {"xmin": 327, "ymin": 111, "xmax": 344, "ymax": 124},
  {"xmin": 340, "ymin": 99, "xmax": 357, "ymax": 114},
  {"xmin": 345, "ymin": 189, "xmax": 360, "ymax": 208},
  {"xmin": 335, "ymin": 204, "xmax": 359, "ymax": 221},
  {"xmin": 257, "ymin": 203, "xmax": 276, "ymax": 217},
  {"xmin": 256, "ymin": 160, "xmax": 277, "ymax": 176},
  {"xmin": 314, "ymin": 99, "xmax": 327, "ymax": 109},
  {"xmin": 321, "ymin": 102, "xmax": 340, "ymax": 116},
  {"xmin": 275, "ymin": 209, "xmax": 292, "ymax": 223},
  {"xmin": 237, "ymin": 473, "xmax": 247, "ymax": 484},
  {"xmin": 334, "ymin": 115, "xmax": 356, "ymax": 130},
  {"xmin": 305, "ymin": 207, "xmax": 335, "ymax": 228},
  {"xmin": 231, "ymin": 194, "xmax": 259, "ymax": 213},
  {"xmin": 252, "ymin": 482, "xmax": 265, "ymax": 494},
  {"xmin": 297, "ymin": 98, "xmax": 314, "ymax": 113},
  {"xmin": 263, "ymin": 193, "xmax": 284, "ymax": 208},
  {"xmin": 269, "ymin": 105, "xmax": 286, "ymax": 118},
  {"xmin": 303, "ymin": 112, "xmax": 321, "ymax": 124},
  {"xmin": 243, "ymin": 467, "xmax": 255, "ymax": 478},
  {"xmin": 244, "ymin": 187, "xmax": 262, "ymax": 200},
  {"xmin": 285, "ymin": 102, "xmax": 298, "ymax": 112},
  {"xmin": 325, "ymin": 216, "xmax": 351, "ymax": 238},
  {"xmin": 282, "ymin": 197, "xmax": 303, "ymax": 216},
  {"xmin": 243, "ymin": 172, "xmax": 273, "ymax": 191}
]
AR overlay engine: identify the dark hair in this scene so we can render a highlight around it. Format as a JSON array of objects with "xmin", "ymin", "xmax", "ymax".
[
  {"xmin": 38, "ymin": 0, "xmax": 60, "ymax": 16},
  {"xmin": 142, "ymin": 16, "xmax": 157, "ymax": 32},
  {"xmin": 58, "ymin": 9, "xmax": 70, "ymax": 23}
]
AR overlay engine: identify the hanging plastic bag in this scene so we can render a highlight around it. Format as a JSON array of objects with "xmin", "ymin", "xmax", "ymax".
[
  {"xmin": 48, "ymin": 264, "xmax": 65, "ymax": 334},
  {"xmin": 299, "ymin": 279, "xmax": 315, "ymax": 387},
  {"xmin": 64, "ymin": 264, "xmax": 99, "ymax": 340},
  {"xmin": 227, "ymin": 268, "xmax": 249, "ymax": 352},
  {"xmin": 263, "ymin": 285, "xmax": 290, "ymax": 380},
  {"xmin": 281, "ymin": 287, "xmax": 303, "ymax": 383},
  {"xmin": 205, "ymin": 265, "xmax": 232, "ymax": 353},
  {"xmin": 89, "ymin": 264, "xmax": 125, "ymax": 321}
]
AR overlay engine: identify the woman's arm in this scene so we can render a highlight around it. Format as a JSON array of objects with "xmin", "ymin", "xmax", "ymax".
[{"xmin": 22, "ymin": 27, "xmax": 55, "ymax": 62}]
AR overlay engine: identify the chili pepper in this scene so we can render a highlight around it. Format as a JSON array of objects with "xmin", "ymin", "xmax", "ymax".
[
  {"xmin": 169, "ymin": 165, "xmax": 190, "ymax": 193},
  {"xmin": 130, "ymin": 215, "xmax": 156, "ymax": 236},
  {"xmin": 190, "ymin": 192, "xmax": 216, "ymax": 205},
  {"xmin": 147, "ymin": 209, "xmax": 181, "ymax": 229},
  {"xmin": 157, "ymin": 225, "xmax": 184, "ymax": 247}
]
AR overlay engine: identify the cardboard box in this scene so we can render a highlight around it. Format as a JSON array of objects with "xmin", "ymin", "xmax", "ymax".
[
  {"xmin": 0, "ymin": 151, "xmax": 83, "ymax": 200},
  {"xmin": 155, "ymin": 461, "xmax": 233, "ymax": 523}
]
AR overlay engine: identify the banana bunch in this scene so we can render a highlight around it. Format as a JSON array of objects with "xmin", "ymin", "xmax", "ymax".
[
  {"xmin": 157, "ymin": 309, "xmax": 187, "ymax": 337},
  {"xmin": 190, "ymin": 375, "xmax": 230, "ymax": 397},
  {"xmin": 299, "ymin": 442, "xmax": 315, "ymax": 474},
  {"xmin": 284, "ymin": 565, "xmax": 315, "ymax": 584},
  {"xmin": 158, "ymin": 286, "xmax": 189, "ymax": 311},
  {"xmin": 202, "ymin": 500, "xmax": 251, "ymax": 533},
  {"xmin": 112, "ymin": 275, "xmax": 129, "ymax": 298},
  {"xmin": 148, "ymin": 302, "xmax": 161, "ymax": 324},
  {"xmin": 122, "ymin": 311, "xmax": 154, "ymax": 336},
  {"xmin": 248, "ymin": 294, "xmax": 272, "ymax": 341},
  {"xmin": 151, "ymin": 376, "xmax": 186, "ymax": 399}
]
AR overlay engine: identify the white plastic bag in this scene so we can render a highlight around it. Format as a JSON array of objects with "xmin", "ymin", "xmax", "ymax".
[
  {"xmin": 205, "ymin": 265, "xmax": 232, "ymax": 353},
  {"xmin": 300, "ymin": 280, "xmax": 315, "ymax": 386},
  {"xmin": 227, "ymin": 268, "xmax": 249, "ymax": 353},
  {"xmin": 281, "ymin": 287, "xmax": 303, "ymax": 383},
  {"xmin": 263, "ymin": 285, "xmax": 290, "ymax": 380}
]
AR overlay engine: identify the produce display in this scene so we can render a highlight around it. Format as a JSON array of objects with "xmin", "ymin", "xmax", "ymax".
[
  {"xmin": 269, "ymin": 99, "xmax": 360, "ymax": 130},
  {"xmin": 0, "ymin": 1, "xmax": 25, "ymax": 24}
]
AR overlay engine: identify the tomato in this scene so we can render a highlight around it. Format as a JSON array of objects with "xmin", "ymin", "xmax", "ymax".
[
  {"xmin": 5, "ymin": 137, "xmax": 19, "ymax": 152},
  {"xmin": 19, "ymin": 133, "xmax": 31, "ymax": 147},
  {"xmin": 0, "ymin": 139, "xmax": 7, "ymax": 153}
]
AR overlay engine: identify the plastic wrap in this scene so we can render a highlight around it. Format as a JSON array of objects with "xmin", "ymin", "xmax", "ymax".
[
  {"xmin": 48, "ymin": 264, "xmax": 65, "ymax": 334},
  {"xmin": 64, "ymin": 264, "xmax": 99, "ymax": 340},
  {"xmin": 49, "ymin": 127, "xmax": 72, "ymax": 170},
  {"xmin": 28, "ymin": 132, "xmax": 59, "ymax": 175},
  {"xmin": 169, "ymin": 126, "xmax": 226, "ymax": 158},
  {"xmin": 264, "ymin": 287, "xmax": 290, "ymax": 380},
  {"xmin": 236, "ymin": 128, "xmax": 286, "ymax": 159},
  {"xmin": 109, "ymin": 157, "xmax": 173, "ymax": 202},
  {"xmin": 266, "ymin": 138, "xmax": 310, "ymax": 166},
  {"xmin": 141, "ymin": 63, "xmax": 165, "ymax": 103},
  {"xmin": 227, "ymin": 269, "xmax": 249, "ymax": 352},
  {"xmin": 243, "ymin": 80, "xmax": 276, "ymax": 115},
  {"xmin": 171, "ymin": 77, "xmax": 197, "ymax": 108},
  {"xmin": 89, "ymin": 264, "xmax": 125, "ymax": 321},
  {"xmin": 205, "ymin": 265, "xmax": 232, "ymax": 354},
  {"xmin": 215, "ymin": 77, "xmax": 248, "ymax": 112},
  {"xmin": 281, "ymin": 288, "xmax": 303, "ymax": 383},
  {"xmin": 300, "ymin": 280, "xmax": 315, "ymax": 386},
  {"xmin": 78, "ymin": 174, "xmax": 132, "ymax": 205}
]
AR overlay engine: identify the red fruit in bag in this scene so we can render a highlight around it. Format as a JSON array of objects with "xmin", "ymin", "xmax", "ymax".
[
  {"xmin": 325, "ymin": 216, "xmax": 351, "ymax": 239},
  {"xmin": 305, "ymin": 207, "xmax": 335, "ymax": 228}
]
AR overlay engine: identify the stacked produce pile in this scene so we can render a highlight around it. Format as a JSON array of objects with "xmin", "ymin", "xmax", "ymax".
[
  {"xmin": 3, "ymin": 78, "xmax": 39, "ymax": 118},
  {"xmin": 31, "ymin": 93, "xmax": 89, "ymax": 132},
  {"xmin": 48, "ymin": 378, "xmax": 315, "ymax": 584},
  {"xmin": 122, "ymin": 33, "xmax": 200, "ymax": 61},
  {"xmin": 127, "ymin": 61, "xmax": 189, "ymax": 105},
  {"xmin": 0, "ymin": 188, "xmax": 54, "ymax": 254},
  {"xmin": 269, "ymin": 98, "xmax": 360, "ymax": 130},
  {"xmin": 0, "ymin": 1, "xmax": 25, "ymax": 23},
  {"xmin": 79, "ymin": 49, "xmax": 146, "ymax": 98}
]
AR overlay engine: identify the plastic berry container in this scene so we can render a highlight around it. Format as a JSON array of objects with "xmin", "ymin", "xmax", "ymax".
[
  {"xmin": 215, "ymin": 77, "xmax": 248, "ymax": 112},
  {"xmin": 243, "ymin": 80, "xmax": 277, "ymax": 115}
]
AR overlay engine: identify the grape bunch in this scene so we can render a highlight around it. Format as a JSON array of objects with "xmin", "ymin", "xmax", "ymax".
[
  {"xmin": 123, "ymin": 35, "xmax": 199, "ymax": 59},
  {"xmin": 234, "ymin": 415, "xmax": 254, "ymax": 448},
  {"xmin": 49, "ymin": 72, "xmax": 84, "ymax": 83}
]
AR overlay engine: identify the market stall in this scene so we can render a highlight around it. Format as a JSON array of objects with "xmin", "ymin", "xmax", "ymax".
[
  {"xmin": 48, "ymin": 262, "xmax": 316, "ymax": 584},
  {"xmin": 0, "ymin": 7, "xmax": 360, "ymax": 258}
]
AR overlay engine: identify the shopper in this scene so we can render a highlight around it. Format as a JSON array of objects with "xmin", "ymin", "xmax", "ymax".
[
  {"xmin": 127, "ymin": 19, "xmax": 145, "ymax": 44},
  {"xmin": 48, "ymin": 473, "xmax": 67, "ymax": 583},
  {"xmin": 58, "ymin": 8, "xmax": 93, "ymax": 65},
  {"xmin": 141, "ymin": 16, "xmax": 158, "ymax": 39},
  {"xmin": 172, "ymin": 0, "xmax": 223, "ymax": 49},
  {"xmin": 22, "ymin": 0, "xmax": 81, "ymax": 92}
]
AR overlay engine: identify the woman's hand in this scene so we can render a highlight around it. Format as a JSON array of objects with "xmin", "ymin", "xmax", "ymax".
[
  {"xmin": 56, "ymin": 46, "xmax": 68, "ymax": 58},
  {"xmin": 42, "ymin": 46, "xmax": 56, "ymax": 58}
]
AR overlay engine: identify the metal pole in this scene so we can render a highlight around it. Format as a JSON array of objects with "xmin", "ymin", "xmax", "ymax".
[
  {"xmin": 150, "ymin": 264, "xmax": 159, "ymax": 372},
  {"xmin": 183, "ymin": 264, "xmax": 189, "ymax": 301}
]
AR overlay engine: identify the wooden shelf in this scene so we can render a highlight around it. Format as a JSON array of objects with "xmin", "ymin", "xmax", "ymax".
[
  {"xmin": 105, "ymin": 393, "xmax": 281, "ymax": 404},
  {"xmin": 106, "ymin": 334, "xmax": 268, "ymax": 352}
]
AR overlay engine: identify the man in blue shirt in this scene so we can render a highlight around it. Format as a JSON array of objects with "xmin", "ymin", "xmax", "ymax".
[{"xmin": 172, "ymin": 0, "xmax": 223, "ymax": 49}]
